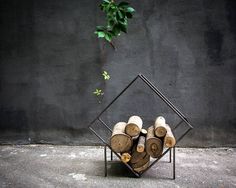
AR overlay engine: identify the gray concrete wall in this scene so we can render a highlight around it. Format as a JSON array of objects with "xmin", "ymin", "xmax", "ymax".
[{"xmin": 0, "ymin": 0, "xmax": 235, "ymax": 147}]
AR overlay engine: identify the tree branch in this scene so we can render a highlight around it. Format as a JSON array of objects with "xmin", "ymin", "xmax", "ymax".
[{"xmin": 109, "ymin": 41, "xmax": 116, "ymax": 50}]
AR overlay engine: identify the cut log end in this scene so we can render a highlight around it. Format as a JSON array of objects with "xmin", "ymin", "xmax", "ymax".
[
  {"xmin": 125, "ymin": 116, "xmax": 143, "ymax": 137},
  {"xmin": 164, "ymin": 124, "xmax": 176, "ymax": 148},
  {"xmin": 154, "ymin": 116, "xmax": 167, "ymax": 137},
  {"xmin": 146, "ymin": 138, "xmax": 163, "ymax": 158},
  {"xmin": 137, "ymin": 145, "xmax": 144, "ymax": 153},
  {"xmin": 111, "ymin": 122, "xmax": 133, "ymax": 153},
  {"xmin": 140, "ymin": 129, "xmax": 147, "ymax": 136},
  {"xmin": 165, "ymin": 138, "xmax": 175, "ymax": 148},
  {"xmin": 110, "ymin": 134, "xmax": 132, "ymax": 153},
  {"xmin": 154, "ymin": 127, "xmax": 167, "ymax": 137},
  {"xmin": 121, "ymin": 153, "xmax": 131, "ymax": 163},
  {"xmin": 125, "ymin": 123, "xmax": 141, "ymax": 137}
]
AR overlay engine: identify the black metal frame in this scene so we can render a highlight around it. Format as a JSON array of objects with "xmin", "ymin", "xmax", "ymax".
[{"xmin": 88, "ymin": 73, "xmax": 193, "ymax": 178}]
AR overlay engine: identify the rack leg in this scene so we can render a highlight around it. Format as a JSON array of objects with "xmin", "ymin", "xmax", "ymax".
[
  {"xmin": 169, "ymin": 148, "xmax": 172, "ymax": 163},
  {"xmin": 173, "ymin": 146, "xmax": 175, "ymax": 179},
  {"xmin": 111, "ymin": 150, "xmax": 113, "ymax": 161},
  {"xmin": 104, "ymin": 145, "xmax": 107, "ymax": 177}
]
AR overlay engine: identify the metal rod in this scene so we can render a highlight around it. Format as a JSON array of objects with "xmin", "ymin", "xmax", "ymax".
[
  {"xmin": 138, "ymin": 74, "xmax": 193, "ymax": 129},
  {"xmin": 89, "ymin": 75, "xmax": 139, "ymax": 126},
  {"xmin": 105, "ymin": 144, "xmax": 140, "ymax": 177},
  {"xmin": 111, "ymin": 150, "xmax": 113, "ymax": 161},
  {"xmin": 173, "ymin": 146, "xmax": 175, "ymax": 179},
  {"xmin": 88, "ymin": 74, "xmax": 193, "ymax": 179},
  {"xmin": 109, "ymin": 149, "xmax": 139, "ymax": 177},
  {"xmin": 90, "ymin": 127, "xmax": 139, "ymax": 176},
  {"xmin": 173, "ymin": 120, "xmax": 184, "ymax": 130},
  {"xmin": 89, "ymin": 127, "xmax": 107, "ymax": 145},
  {"xmin": 104, "ymin": 145, "xmax": 107, "ymax": 177},
  {"xmin": 176, "ymin": 128, "xmax": 192, "ymax": 143},
  {"xmin": 138, "ymin": 75, "xmax": 186, "ymax": 120},
  {"xmin": 98, "ymin": 118, "xmax": 112, "ymax": 133},
  {"xmin": 139, "ymin": 74, "xmax": 186, "ymax": 118}
]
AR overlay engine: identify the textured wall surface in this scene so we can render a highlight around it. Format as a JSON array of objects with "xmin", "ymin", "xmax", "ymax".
[{"xmin": 0, "ymin": 0, "xmax": 235, "ymax": 146}]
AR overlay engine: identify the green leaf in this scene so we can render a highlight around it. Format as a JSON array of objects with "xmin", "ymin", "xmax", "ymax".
[
  {"xmin": 103, "ymin": 0, "xmax": 111, "ymax": 3},
  {"xmin": 109, "ymin": 4, "xmax": 116, "ymax": 11},
  {"xmin": 105, "ymin": 3, "xmax": 112, "ymax": 13},
  {"xmin": 100, "ymin": 0, "xmax": 110, "ymax": 12},
  {"xmin": 93, "ymin": 88, "xmax": 104, "ymax": 96},
  {"xmin": 112, "ymin": 24, "xmax": 121, "ymax": 36},
  {"xmin": 108, "ymin": 19, "xmax": 115, "ymax": 27},
  {"xmin": 102, "ymin": 71, "xmax": 110, "ymax": 80},
  {"xmin": 120, "ymin": 18, "xmax": 128, "ymax": 26},
  {"xmin": 117, "ymin": 10, "xmax": 124, "ymax": 19},
  {"xmin": 105, "ymin": 33, "xmax": 112, "ymax": 42},
  {"xmin": 95, "ymin": 1, "xmax": 134, "ymax": 47},
  {"xmin": 126, "ymin": 7, "xmax": 135, "ymax": 13},
  {"xmin": 118, "ymin": 23, "xmax": 127, "ymax": 33},
  {"xmin": 97, "ymin": 31, "xmax": 105, "ymax": 38}
]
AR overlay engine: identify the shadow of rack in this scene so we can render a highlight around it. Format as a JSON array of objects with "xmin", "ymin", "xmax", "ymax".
[{"xmin": 88, "ymin": 74, "xmax": 193, "ymax": 179}]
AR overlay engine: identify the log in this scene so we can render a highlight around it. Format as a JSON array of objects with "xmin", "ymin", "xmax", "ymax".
[
  {"xmin": 130, "ymin": 143, "xmax": 151, "ymax": 173},
  {"xmin": 154, "ymin": 116, "xmax": 167, "ymax": 137},
  {"xmin": 140, "ymin": 128, "xmax": 147, "ymax": 136},
  {"xmin": 110, "ymin": 122, "xmax": 133, "ymax": 153},
  {"xmin": 121, "ymin": 153, "xmax": 131, "ymax": 163},
  {"xmin": 133, "ymin": 160, "xmax": 150, "ymax": 173},
  {"xmin": 164, "ymin": 124, "xmax": 176, "ymax": 148},
  {"xmin": 125, "ymin": 116, "xmax": 143, "ymax": 137},
  {"xmin": 131, "ymin": 153, "xmax": 150, "ymax": 168},
  {"xmin": 130, "ymin": 146, "xmax": 146, "ymax": 164},
  {"xmin": 137, "ymin": 136, "xmax": 145, "ymax": 153},
  {"xmin": 146, "ymin": 126, "xmax": 163, "ymax": 158}
]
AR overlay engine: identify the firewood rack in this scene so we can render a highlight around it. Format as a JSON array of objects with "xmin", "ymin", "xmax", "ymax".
[{"xmin": 88, "ymin": 74, "xmax": 193, "ymax": 179}]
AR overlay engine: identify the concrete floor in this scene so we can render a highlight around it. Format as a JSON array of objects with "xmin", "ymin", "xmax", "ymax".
[{"xmin": 0, "ymin": 145, "xmax": 235, "ymax": 188}]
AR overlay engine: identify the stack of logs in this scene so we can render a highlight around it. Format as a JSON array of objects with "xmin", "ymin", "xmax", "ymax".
[{"xmin": 110, "ymin": 115, "xmax": 176, "ymax": 173}]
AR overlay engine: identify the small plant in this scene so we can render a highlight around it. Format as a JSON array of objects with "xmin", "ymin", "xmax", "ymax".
[
  {"xmin": 93, "ymin": 70, "xmax": 110, "ymax": 103},
  {"xmin": 93, "ymin": 88, "xmax": 104, "ymax": 96},
  {"xmin": 102, "ymin": 70, "xmax": 110, "ymax": 80},
  {"xmin": 94, "ymin": 0, "xmax": 135, "ymax": 48},
  {"xmin": 93, "ymin": 0, "xmax": 135, "ymax": 103}
]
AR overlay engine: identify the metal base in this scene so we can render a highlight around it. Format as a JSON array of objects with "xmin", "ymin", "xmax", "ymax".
[
  {"xmin": 89, "ymin": 73, "xmax": 193, "ymax": 179},
  {"xmin": 104, "ymin": 146, "xmax": 175, "ymax": 179}
]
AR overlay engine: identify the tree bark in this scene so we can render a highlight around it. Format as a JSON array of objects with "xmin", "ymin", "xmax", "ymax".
[
  {"xmin": 164, "ymin": 124, "xmax": 176, "ymax": 148},
  {"xmin": 146, "ymin": 126, "xmax": 163, "ymax": 158}
]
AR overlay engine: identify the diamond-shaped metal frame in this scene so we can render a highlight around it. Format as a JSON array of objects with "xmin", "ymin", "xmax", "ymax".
[{"xmin": 88, "ymin": 74, "xmax": 193, "ymax": 178}]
